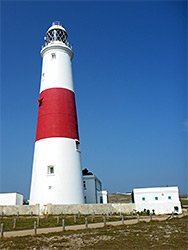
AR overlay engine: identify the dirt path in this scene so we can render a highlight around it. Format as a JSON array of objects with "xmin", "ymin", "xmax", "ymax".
[{"xmin": 2, "ymin": 214, "xmax": 181, "ymax": 238}]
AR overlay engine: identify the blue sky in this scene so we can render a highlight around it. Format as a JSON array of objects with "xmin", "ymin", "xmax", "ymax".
[{"xmin": 1, "ymin": 1, "xmax": 187, "ymax": 198}]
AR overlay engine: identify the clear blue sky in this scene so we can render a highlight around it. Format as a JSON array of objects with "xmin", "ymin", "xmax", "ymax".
[{"xmin": 1, "ymin": 1, "xmax": 187, "ymax": 198}]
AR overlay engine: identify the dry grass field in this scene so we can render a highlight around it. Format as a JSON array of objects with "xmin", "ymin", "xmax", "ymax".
[
  {"xmin": 0, "ymin": 216, "xmax": 187, "ymax": 249},
  {"xmin": 108, "ymin": 193, "xmax": 132, "ymax": 203}
]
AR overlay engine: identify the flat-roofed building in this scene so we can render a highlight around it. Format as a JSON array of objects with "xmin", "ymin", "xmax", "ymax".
[
  {"xmin": 0, "ymin": 192, "xmax": 23, "ymax": 205},
  {"xmin": 132, "ymin": 186, "xmax": 182, "ymax": 214},
  {"xmin": 82, "ymin": 168, "xmax": 108, "ymax": 204}
]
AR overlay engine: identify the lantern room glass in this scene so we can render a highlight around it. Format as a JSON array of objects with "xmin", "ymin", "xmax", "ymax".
[{"xmin": 46, "ymin": 29, "xmax": 68, "ymax": 44}]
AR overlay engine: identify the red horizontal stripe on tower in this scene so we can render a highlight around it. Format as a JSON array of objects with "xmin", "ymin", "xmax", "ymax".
[{"xmin": 36, "ymin": 88, "xmax": 79, "ymax": 141}]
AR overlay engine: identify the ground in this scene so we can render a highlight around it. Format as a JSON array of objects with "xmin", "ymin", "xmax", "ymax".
[{"xmin": 0, "ymin": 216, "xmax": 187, "ymax": 249}]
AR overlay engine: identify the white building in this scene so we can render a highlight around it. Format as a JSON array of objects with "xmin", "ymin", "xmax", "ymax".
[
  {"xmin": 82, "ymin": 169, "xmax": 108, "ymax": 204},
  {"xmin": 0, "ymin": 192, "xmax": 23, "ymax": 205},
  {"xmin": 133, "ymin": 186, "xmax": 182, "ymax": 214}
]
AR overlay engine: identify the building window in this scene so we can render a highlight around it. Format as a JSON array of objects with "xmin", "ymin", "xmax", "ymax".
[
  {"xmin": 83, "ymin": 180, "xmax": 86, "ymax": 190},
  {"xmin": 51, "ymin": 53, "xmax": 56, "ymax": 59},
  {"xmin": 48, "ymin": 165, "xmax": 54, "ymax": 175},
  {"xmin": 100, "ymin": 196, "xmax": 103, "ymax": 204},
  {"xmin": 168, "ymin": 196, "xmax": 171, "ymax": 200},
  {"xmin": 84, "ymin": 196, "xmax": 87, "ymax": 203},
  {"xmin": 142, "ymin": 197, "xmax": 145, "ymax": 201},
  {"xmin": 155, "ymin": 197, "xmax": 158, "ymax": 200},
  {"xmin": 174, "ymin": 206, "xmax": 178, "ymax": 212}
]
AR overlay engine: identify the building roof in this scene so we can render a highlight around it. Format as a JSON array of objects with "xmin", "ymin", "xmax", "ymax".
[
  {"xmin": 133, "ymin": 186, "xmax": 179, "ymax": 194},
  {"xmin": 82, "ymin": 168, "xmax": 93, "ymax": 176},
  {"xmin": 0, "ymin": 192, "xmax": 23, "ymax": 195}
]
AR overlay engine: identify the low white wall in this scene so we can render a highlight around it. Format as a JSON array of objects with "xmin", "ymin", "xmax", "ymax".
[
  {"xmin": 0, "ymin": 204, "xmax": 40, "ymax": 215},
  {"xmin": 47, "ymin": 203, "xmax": 135, "ymax": 215},
  {"xmin": 0, "ymin": 203, "xmax": 135, "ymax": 216}
]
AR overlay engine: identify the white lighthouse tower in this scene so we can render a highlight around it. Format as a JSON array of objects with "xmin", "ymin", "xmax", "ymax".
[{"xmin": 29, "ymin": 21, "xmax": 84, "ymax": 205}]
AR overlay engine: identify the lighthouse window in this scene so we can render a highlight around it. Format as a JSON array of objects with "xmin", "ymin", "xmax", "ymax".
[
  {"xmin": 48, "ymin": 165, "xmax": 54, "ymax": 175},
  {"xmin": 51, "ymin": 53, "xmax": 56, "ymax": 59},
  {"xmin": 75, "ymin": 140, "xmax": 80, "ymax": 152}
]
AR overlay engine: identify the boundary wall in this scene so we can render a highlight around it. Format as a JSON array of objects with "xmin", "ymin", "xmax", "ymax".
[
  {"xmin": 0, "ymin": 203, "xmax": 135, "ymax": 215},
  {"xmin": 47, "ymin": 203, "xmax": 135, "ymax": 215},
  {"xmin": 0, "ymin": 204, "xmax": 40, "ymax": 215}
]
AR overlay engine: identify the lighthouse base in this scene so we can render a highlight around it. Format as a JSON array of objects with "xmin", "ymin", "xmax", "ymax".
[{"xmin": 29, "ymin": 137, "xmax": 84, "ymax": 205}]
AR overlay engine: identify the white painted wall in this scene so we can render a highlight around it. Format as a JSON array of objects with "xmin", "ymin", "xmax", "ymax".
[
  {"xmin": 83, "ymin": 176, "xmax": 97, "ymax": 204},
  {"xmin": 97, "ymin": 190, "xmax": 108, "ymax": 204},
  {"xmin": 30, "ymin": 138, "xmax": 84, "ymax": 205},
  {"xmin": 0, "ymin": 193, "xmax": 23, "ymax": 205},
  {"xmin": 83, "ymin": 175, "xmax": 108, "ymax": 204},
  {"xmin": 133, "ymin": 186, "xmax": 182, "ymax": 214},
  {"xmin": 40, "ymin": 43, "xmax": 74, "ymax": 93}
]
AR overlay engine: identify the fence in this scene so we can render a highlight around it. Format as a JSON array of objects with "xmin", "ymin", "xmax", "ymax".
[
  {"xmin": 0, "ymin": 213, "xmax": 137, "ymax": 237},
  {"xmin": 1, "ymin": 212, "xmax": 185, "ymax": 237}
]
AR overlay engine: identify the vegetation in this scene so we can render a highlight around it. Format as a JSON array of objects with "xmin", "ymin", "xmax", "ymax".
[
  {"xmin": 108, "ymin": 193, "xmax": 132, "ymax": 203},
  {"xmin": 180, "ymin": 199, "xmax": 188, "ymax": 206},
  {"xmin": 0, "ymin": 216, "xmax": 187, "ymax": 249},
  {"xmin": 137, "ymin": 208, "xmax": 153, "ymax": 216}
]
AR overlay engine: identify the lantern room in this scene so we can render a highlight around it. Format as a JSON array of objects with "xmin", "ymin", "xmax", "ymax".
[{"xmin": 44, "ymin": 21, "xmax": 68, "ymax": 45}]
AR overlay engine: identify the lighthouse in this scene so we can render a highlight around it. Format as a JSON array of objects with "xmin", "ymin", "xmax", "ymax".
[{"xmin": 29, "ymin": 21, "xmax": 84, "ymax": 205}]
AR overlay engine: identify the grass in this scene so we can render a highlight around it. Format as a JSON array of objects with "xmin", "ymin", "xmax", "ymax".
[
  {"xmin": 0, "ymin": 216, "xmax": 187, "ymax": 249},
  {"xmin": 0, "ymin": 214, "xmax": 135, "ymax": 232},
  {"xmin": 181, "ymin": 199, "xmax": 188, "ymax": 206}
]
